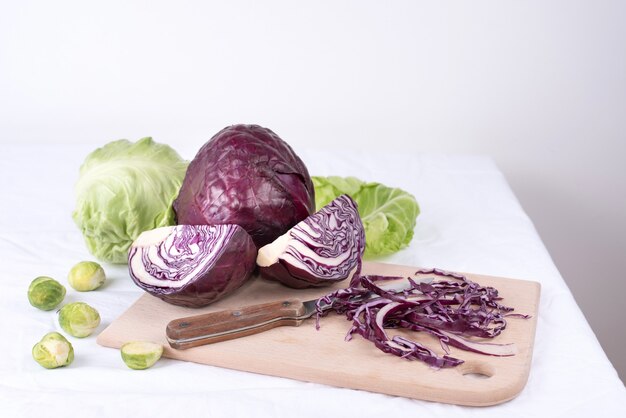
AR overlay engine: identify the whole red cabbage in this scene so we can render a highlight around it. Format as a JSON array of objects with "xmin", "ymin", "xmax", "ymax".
[{"xmin": 173, "ymin": 124, "xmax": 315, "ymax": 248}]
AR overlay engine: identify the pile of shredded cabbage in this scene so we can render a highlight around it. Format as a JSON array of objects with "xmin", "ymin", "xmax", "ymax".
[{"xmin": 316, "ymin": 268, "xmax": 530, "ymax": 368}]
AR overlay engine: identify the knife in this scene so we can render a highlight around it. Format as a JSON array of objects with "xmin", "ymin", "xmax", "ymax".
[{"xmin": 165, "ymin": 277, "xmax": 433, "ymax": 350}]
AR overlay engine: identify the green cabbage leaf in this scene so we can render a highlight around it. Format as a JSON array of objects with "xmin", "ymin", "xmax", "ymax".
[
  {"xmin": 312, "ymin": 176, "xmax": 420, "ymax": 258},
  {"xmin": 72, "ymin": 138, "xmax": 188, "ymax": 263}
]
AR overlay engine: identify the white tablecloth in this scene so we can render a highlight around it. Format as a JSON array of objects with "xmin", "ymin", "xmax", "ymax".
[{"xmin": 1, "ymin": 143, "xmax": 624, "ymax": 417}]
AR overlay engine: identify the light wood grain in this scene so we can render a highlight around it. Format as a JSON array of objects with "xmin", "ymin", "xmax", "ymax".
[{"xmin": 97, "ymin": 262, "xmax": 540, "ymax": 406}]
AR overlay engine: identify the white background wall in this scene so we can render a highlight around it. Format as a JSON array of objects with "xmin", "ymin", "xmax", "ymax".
[{"xmin": 1, "ymin": 1, "xmax": 624, "ymax": 382}]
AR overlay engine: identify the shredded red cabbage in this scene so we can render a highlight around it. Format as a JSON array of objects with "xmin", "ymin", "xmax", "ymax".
[{"xmin": 316, "ymin": 268, "xmax": 530, "ymax": 369}]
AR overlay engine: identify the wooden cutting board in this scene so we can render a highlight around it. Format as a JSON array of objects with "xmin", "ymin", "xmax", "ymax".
[{"xmin": 97, "ymin": 262, "xmax": 540, "ymax": 406}]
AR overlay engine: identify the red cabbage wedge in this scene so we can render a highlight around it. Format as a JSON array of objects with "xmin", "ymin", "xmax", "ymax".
[
  {"xmin": 173, "ymin": 124, "xmax": 315, "ymax": 248},
  {"xmin": 129, "ymin": 224, "xmax": 256, "ymax": 308},
  {"xmin": 257, "ymin": 194, "xmax": 365, "ymax": 288},
  {"xmin": 316, "ymin": 268, "xmax": 530, "ymax": 368}
]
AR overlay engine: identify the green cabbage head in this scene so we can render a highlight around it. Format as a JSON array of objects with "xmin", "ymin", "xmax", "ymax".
[{"xmin": 73, "ymin": 138, "xmax": 188, "ymax": 264}]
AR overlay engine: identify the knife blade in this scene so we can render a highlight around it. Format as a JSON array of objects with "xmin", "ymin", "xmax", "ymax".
[{"xmin": 165, "ymin": 277, "xmax": 433, "ymax": 350}]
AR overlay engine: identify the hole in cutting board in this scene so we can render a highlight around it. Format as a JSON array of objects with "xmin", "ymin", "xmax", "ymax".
[
  {"xmin": 463, "ymin": 372, "xmax": 491, "ymax": 379},
  {"xmin": 457, "ymin": 362, "xmax": 495, "ymax": 379}
]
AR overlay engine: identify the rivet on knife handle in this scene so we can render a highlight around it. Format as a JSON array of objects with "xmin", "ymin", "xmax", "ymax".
[{"xmin": 166, "ymin": 299, "xmax": 306, "ymax": 350}]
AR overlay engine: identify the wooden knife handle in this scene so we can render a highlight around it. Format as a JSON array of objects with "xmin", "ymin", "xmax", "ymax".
[{"xmin": 166, "ymin": 299, "xmax": 306, "ymax": 350}]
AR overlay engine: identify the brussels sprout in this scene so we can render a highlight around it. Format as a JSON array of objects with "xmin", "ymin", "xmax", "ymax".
[
  {"xmin": 32, "ymin": 332, "xmax": 74, "ymax": 369},
  {"xmin": 121, "ymin": 341, "xmax": 163, "ymax": 370},
  {"xmin": 27, "ymin": 276, "xmax": 66, "ymax": 311},
  {"xmin": 58, "ymin": 302, "xmax": 101, "ymax": 338},
  {"xmin": 68, "ymin": 261, "xmax": 106, "ymax": 291}
]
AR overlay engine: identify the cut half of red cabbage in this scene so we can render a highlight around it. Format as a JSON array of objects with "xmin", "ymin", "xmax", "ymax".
[
  {"xmin": 256, "ymin": 194, "xmax": 365, "ymax": 288},
  {"xmin": 129, "ymin": 224, "xmax": 257, "ymax": 308}
]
